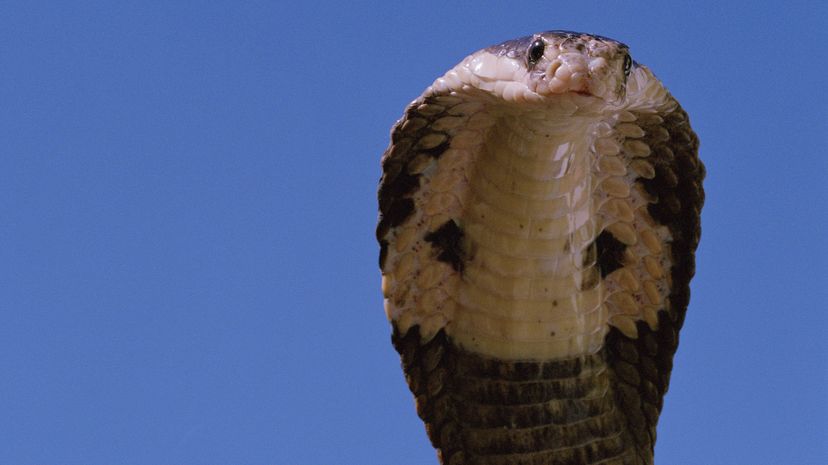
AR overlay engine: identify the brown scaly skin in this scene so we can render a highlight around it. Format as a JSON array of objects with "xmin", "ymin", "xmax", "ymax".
[
  {"xmin": 378, "ymin": 31, "xmax": 704, "ymax": 465},
  {"xmin": 393, "ymin": 325, "xmax": 630, "ymax": 465}
]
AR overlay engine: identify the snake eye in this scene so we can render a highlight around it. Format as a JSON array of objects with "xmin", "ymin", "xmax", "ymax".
[
  {"xmin": 623, "ymin": 54, "xmax": 632, "ymax": 77},
  {"xmin": 527, "ymin": 39, "xmax": 545, "ymax": 65}
]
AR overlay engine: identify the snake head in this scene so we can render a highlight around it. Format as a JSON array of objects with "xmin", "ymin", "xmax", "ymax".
[{"xmin": 441, "ymin": 31, "xmax": 633, "ymax": 106}]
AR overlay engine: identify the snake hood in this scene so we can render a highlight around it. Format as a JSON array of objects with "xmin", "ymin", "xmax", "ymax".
[{"xmin": 378, "ymin": 30, "xmax": 704, "ymax": 465}]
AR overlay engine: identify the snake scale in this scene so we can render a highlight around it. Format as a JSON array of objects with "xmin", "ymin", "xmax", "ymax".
[{"xmin": 376, "ymin": 31, "xmax": 704, "ymax": 465}]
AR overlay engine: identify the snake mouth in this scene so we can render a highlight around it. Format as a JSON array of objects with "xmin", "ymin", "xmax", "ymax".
[
  {"xmin": 528, "ymin": 52, "xmax": 622, "ymax": 104},
  {"xmin": 528, "ymin": 78, "xmax": 600, "ymax": 102}
]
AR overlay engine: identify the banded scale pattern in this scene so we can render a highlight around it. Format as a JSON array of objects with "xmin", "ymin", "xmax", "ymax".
[{"xmin": 377, "ymin": 31, "xmax": 704, "ymax": 465}]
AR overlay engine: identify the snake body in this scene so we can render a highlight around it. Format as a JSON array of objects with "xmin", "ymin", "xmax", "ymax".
[{"xmin": 377, "ymin": 31, "xmax": 704, "ymax": 465}]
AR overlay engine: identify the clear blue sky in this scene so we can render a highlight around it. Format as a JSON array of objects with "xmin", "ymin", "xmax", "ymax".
[{"xmin": 1, "ymin": 1, "xmax": 826, "ymax": 464}]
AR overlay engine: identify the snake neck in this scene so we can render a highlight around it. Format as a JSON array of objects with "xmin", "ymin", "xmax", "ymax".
[
  {"xmin": 448, "ymin": 107, "xmax": 612, "ymax": 360},
  {"xmin": 393, "ymin": 325, "xmax": 639, "ymax": 465}
]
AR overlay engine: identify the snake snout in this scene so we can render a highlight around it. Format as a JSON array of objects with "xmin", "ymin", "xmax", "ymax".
[{"xmin": 537, "ymin": 53, "xmax": 591, "ymax": 96}]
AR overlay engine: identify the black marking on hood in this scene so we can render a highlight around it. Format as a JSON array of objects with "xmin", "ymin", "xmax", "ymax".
[
  {"xmin": 595, "ymin": 229, "xmax": 627, "ymax": 278},
  {"xmin": 424, "ymin": 220, "xmax": 465, "ymax": 272},
  {"xmin": 376, "ymin": 197, "xmax": 414, "ymax": 243},
  {"xmin": 378, "ymin": 170, "xmax": 420, "ymax": 212},
  {"xmin": 421, "ymin": 138, "xmax": 450, "ymax": 158},
  {"xmin": 379, "ymin": 240, "xmax": 389, "ymax": 269}
]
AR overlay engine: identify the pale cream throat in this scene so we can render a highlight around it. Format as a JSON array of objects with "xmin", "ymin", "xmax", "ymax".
[{"xmin": 447, "ymin": 110, "xmax": 609, "ymax": 360}]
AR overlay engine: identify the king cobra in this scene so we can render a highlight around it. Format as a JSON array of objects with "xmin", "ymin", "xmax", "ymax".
[{"xmin": 376, "ymin": 31, "xmax": 704, "ymax": 465}]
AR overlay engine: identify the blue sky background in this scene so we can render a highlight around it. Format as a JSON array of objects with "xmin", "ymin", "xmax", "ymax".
[{"xmin": 1, "ymin": 1, "xmax": 826, "ymax": 464}]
